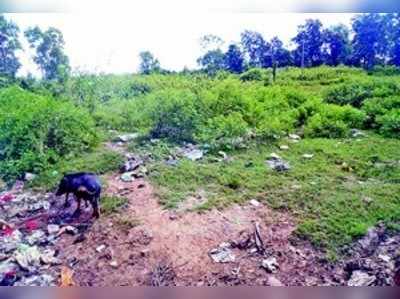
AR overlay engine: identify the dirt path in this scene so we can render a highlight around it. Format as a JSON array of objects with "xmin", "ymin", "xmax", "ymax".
[{"xmin": 52, "ymin": 171, "xmax": 340, "ymax": 286}]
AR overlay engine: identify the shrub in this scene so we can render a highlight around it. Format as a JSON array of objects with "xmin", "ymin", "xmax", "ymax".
[
  {"xmin": 146, "ymin": 89, "xmax": 200, "ymax": 142},
  {"xmin": 325, "ymin": 78, "xmax": 400, "ymax": 108},
  {"xmin": 196, "ymin": 112, "xmax": 250, "ymax": 149},
  {"xmin": 0, "ymin": 86, "xmax": 99, "ymax": 182},
  {"xmin": 304, "ymin": 104, "xmax": 366, "ymax": 138},
  {"xmin": 240, "ymin": 68, "xmax": 270, "ymax": 84},
  {"xmin": 362, "ymin": 96, "xmax": 400, "ymax": 127},
  {"xmin": 376, "ymin": 109, "xmax": 400, "ymax": 138}
]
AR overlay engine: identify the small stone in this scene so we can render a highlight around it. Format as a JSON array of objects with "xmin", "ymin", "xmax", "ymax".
[
  {"xmin": 47, "ymin": 224, "xmax": 60, "ymax": 235},
  {"xmin": 261, "ymin": 257, "xmax": 279, "ymax": 273},
  {"xmin": 249, "ymin": 199, "xmax": 261, "ymax": 207},
  {"xmin": 96, "ymin": 244, "xmax": 106, "ymax": 253},
  {"xmin": 140, "ymin": 249, "xmax": 150, "ymax": 257},
  {"xmin": 24, "ymin": 173, "xmax": 36, "ymax": 181},
  {"xmin": 120, "ymin": 172, "xmax": 134, "ymax": 182},
  {"xmin": 116, "ymin": 133, "xmax": 139, "ymax": 143},
  {"xmin": 279, "ymin": 145, "xmax": 289, "ymax": 150},
  {"xmin": 302, "ymin": 154, "xmax": 314, "ymax": 159},
  {"xmin": 183, "ymin": 149, "xmax": 204, "ymax": 161},
  {"xmin": 109, "ymin": 261, "xmax": 118, "ymax": 268},
  {"xmin": 209, "ymin": 245, "xmax": 235, "ymax": 263},
  {"xmin": 348, "ymin": 271, "xmax": 376, "ymax": 286},
  {"xmin": 269, "ymin": 153, "xmax": 281, "ymax": 160},
  {"xmin": 289, "ymin": 134, "xmax": 301, "ymax": 140},
  {"xmin": 267, "ymin": 276, "xmax": 284, "ymax": 286}
]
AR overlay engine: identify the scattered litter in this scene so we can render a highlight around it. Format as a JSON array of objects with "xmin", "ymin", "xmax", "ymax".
[
  {"xmin": 289, "ymin": 134, "xmax": 301, "ymax": 140},
  {"xmin": 14, "ymin": 274, "xmax": 54, "ymax": 286},
  {"xmin": 249, "ymin": 199, "xmax": 261, "ymax": 207},
  {"xmin": 183, "ymin": 149, "xmax": 204, "ymax": 161},
  {"xmin": 350, "ymin": 129, "xmax": 367, "ymax": 138},
  {"xmin": 96, "ymin": 244, "xmax": 106, "ymax": 253},
  {"xmin": 60, "ymin": 266, "xmax": 75, "ymax": 286},
  {"xmin": 266, "ymin": 154, "xmax": 290, "ymax": 172},
  {"xmin": 109, "ymin": 261, "xmax": 118, "ymax": 268},
  {"xmin": 116, "ymin": 133, "xmax": 139, "ymax": 143},
  {"xmin": 14, "ymin": 244, "xmax": 41, "ymax": 272},
  {"xmin": 254, "ymin": 222, "xmax": 265, "ymax": 253},
  {"xmin": 209, "ymin": 243, "xmax": 235, "ymax": 263},
  {"xmin": 26, "ymin": 230, "xmax": 46, "ymax": 246},
  {"xmin": 302, "ymin": 154, "xmax": 314, "ymax": 159},
  {"xmin": 24, "ymin": 173, "xmax": 36, "ymax": 182},
  {"xmin": 47, "ymin": 224, "xmax": 60, "ymax": 235},
  {"xmin": 347, "ymin": 271, "xmax": 376, "ymax": 286},
  {"xmin": 40, "ymin": 249, "xmax": 60, "ymax": 265},
  {"xmin": 267, "ymin": 276, "xmax": 284, "ymax": 286},
  {"xmin": 261, "ymin": 257, "xmax": 279, "ymax": 273},
  {"xmin": 120, "ymin": 172, "xmax": 134, "ymax": 182},
  {"xmin": 279, "ymin": 145, "xmax": 289, "ymax": 150}
]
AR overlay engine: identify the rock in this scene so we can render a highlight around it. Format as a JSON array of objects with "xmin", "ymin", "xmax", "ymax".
[
  {"xmin": 96, "ymin": 244, "xmax": 106, "ymax": 253},
  {"xmin": 269, "ymin": 152, "xmax": 281, "ymax": 160},
  {"xmin": 249, "ymin": 199, "xmax": 261, "ymax": 207},
  {"xmin": 279, "ymin": 145, "xmax": 289, "ymax": 150},
  {"xmin": 24, "ymin": 173, "xmax": 36, "ymax": 182},
  {"xmin": 14, "ymin": 245, "xmax": 42, "ymax": 272},
  {"xmin": 266, "ymin": 154, "xmax": 290, "ymax": 172},
  {"xmin": 120, "ymin": 172, "xmax": 134, "ymax": 182},
  {"xmin": 209, "ymin": 244, "xmax": 235, "ymax": 263},
  {"xmin": 47, "ymin": 224, "xmax": 60, "ymax": 235},
  {"xmin": 347, "ymin": 271, "xmax": 376, "ymax": 286},
  {"xmin": 350, "ymin": 129, "xmax": 367, "ymax": 138},
  {"xmin": 261, "ymin": 257, "xmax": 279, "ymax": 273},
  {"xmin": 14, "ymin": 274, "xmax": 54, "ymax": 286},
  {"xmin": 26, "ymin": 230, "xmax": 46, "ymax": 246},
  {"xmin": 378, "ymin": 254, "xmax": 391, "ymax": 263},
  {"xmin": 289, "ymin": 133, "xmax": 301, "ymax": 140},
  {"xmin": 140, "ymin": 249, "xmax": 150, "ymax": 257},
  {"xmin": 302, "ymin": 154, "xmax": 314, "ymax": 159},
  {"xmin": 267, "ymin": 276, "xmax": 284, "ymax": 286},
  {"xmin": 359, "ymin": 227, "xmax": 380, "ymax": 251},
  {"xmin": 109, "ymin": 261, "xmax": 118, "ymax": 268},
  {"xmin": 65, "ymin": 226, "xmax": 78, "ymax": 235},
  {"xmin": 120, "ymin": 159, "xmax": 143, "ymax": 173},
  {"xmin": 116, "ymin": 133, "xmax": 139, "ymax": 143},
  {"xmin": 183, "ymin": 149, "xmax": 204, "ymax": 161}
]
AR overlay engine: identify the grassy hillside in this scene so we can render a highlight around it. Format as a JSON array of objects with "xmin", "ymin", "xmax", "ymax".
[{"xmin": 1, "ymin": 66, "xmax": 399, "ymax": 256}]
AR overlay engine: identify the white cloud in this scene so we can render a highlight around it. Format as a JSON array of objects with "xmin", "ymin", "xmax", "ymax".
[{"xmin": 7, "ymin": 13, "xmax": 355, "ymax": 76}]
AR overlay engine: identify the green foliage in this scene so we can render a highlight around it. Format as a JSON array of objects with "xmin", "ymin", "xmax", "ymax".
[
  {"xmin": 376, "ymin": 109, "xmax": 400, "ymax": 137},
  {"xmin": 101, "ymin": 195, "xmax": 129, "ymax": 215},
  {"xmin": 324, "ymin": 77, "xmax": 400, "ymax": 107},
  {"xmin": 25, "ymin": 26, "xmax": 70, "ymax": 82},
  {"xmin": 138, "ymin": 51, "xmax": 161, "ymax": 74},
  {"xmin": 362, "ymin": 96, "xmax": 400, "ymax": 127},
  {"xmin": 0, "ymin": 86, "xmax": 99, "ymax": 182},
  {"xmin": 0, "ymin": 15, "xmax": 21, "ymax": 78},
  {"xmin": 304, "ymin": 104, "xmax": 366, "ymax": 138},
  {"xmin": 240, "ymin": 68, "xmax": 270, "ymax": 83}
]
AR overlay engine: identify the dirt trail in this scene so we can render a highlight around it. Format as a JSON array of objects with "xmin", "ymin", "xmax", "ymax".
[{"xmin": 52, "ymin": 171, "xmax": 339, "ymax": 286}]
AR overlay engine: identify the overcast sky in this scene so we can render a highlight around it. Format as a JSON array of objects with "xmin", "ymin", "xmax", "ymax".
[{"xmin": 7, "ymin": 13, "xmax": 356, "ymax": 76}]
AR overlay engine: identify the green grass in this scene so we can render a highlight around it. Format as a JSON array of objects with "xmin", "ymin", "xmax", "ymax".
[
  {"xmin": 101, "ymin": 195, "xmax": 129, "ymax": 216},
  {"xmin": 146, "ymin": 135, "xmax": 400, "ymax": 255},
  {"xmin": 30, "ymin": 148, "xmax": 124, "ymax": 190}
]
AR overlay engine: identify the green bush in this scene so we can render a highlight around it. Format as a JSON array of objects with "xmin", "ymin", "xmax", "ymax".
[
  {"xmin": 240, "ymin": 68, "xmax": 270, "ymax": 84},
  {"xmin": 304, "ymin": 104, "xmax": 366, "ymax": 138},
  {"xmin": 376, "ymin": 109, "xmax": 400, "ymax": 138},
  {"xmin": 362, "ymin": 96, "xmax": 400, "ymax": 128},
  {"xmin": 325, "ymin": 78, "xmax": 400, "ymax": 107},
  {"xmin": 0, "ymin": 86, "xmax": 99, "ymax": 182}
]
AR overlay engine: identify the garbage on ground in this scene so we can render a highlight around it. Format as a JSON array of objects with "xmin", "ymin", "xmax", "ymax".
[
  {"xmin": 261, "ymin": 257, "xmax": 279, "ymax": 273},
  {"xmin": 209, "ymin": 243, "xmax": 236, "ymax": 263},
  {"xmin": 266, "ymin": 153, "xmax": 290, "ymax": 172}
]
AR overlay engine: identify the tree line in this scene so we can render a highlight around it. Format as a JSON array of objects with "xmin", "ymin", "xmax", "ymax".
[{"xmin": 1, "ymin": 13, "xmax": 400, "ymax": 82}]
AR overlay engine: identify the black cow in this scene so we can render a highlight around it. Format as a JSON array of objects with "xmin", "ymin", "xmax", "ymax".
[{"xmin": 56, "ymin": 172, "xmax": 101, "ymax": 218}]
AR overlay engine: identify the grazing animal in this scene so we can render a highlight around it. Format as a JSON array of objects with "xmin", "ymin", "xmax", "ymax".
[{"xmin": 56, "ymin": 172, "xmax": 101, "ymax": 218}]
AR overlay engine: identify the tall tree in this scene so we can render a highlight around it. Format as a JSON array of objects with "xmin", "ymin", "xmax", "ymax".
[
  {"xmin": 0, "ymin": 15, "xmax": 21, "ymax": 78},
  {"xmin": 385, "ymin": 13, "xmax": 400, "ymax": 66},
  {"xmin": 197, "ymin": 49, "xmax": 225, "ymax": 75},
  {"xmin": 322, "ymin": 24, "xmax": 350, "ymax": 66},
  {"xmin": 224, "ymin": 44, "xmax": 244, "ymax": 73},
  {"xmin": 25, "ymin": 26, "xmax": 70, "ymax": 81},
  {"xmin": 199, "ymin": 34, "xmax": 224, "ymax": 52},
  {"xmin": 351, "ymin": 13, "xmax": 387, "ymax": 69},
  {"xmin": 240, "ymin": 30, "xmax": 270, "ymax": 68},
  {"xmin": 138, "ymin": 51, "xmax": 160, "ymax": 74},
  {"xmin": 270, "ymin": 37, "xmax": 292, "ymax": 67},
  {"xmin": 293, "ymin": 19, "xmax": 324, "ymax": 67}
]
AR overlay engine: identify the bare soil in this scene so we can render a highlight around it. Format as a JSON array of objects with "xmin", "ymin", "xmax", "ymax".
[{"xmin": 51, "ymin": 173, "xmax": 341, "ymax": 286}]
